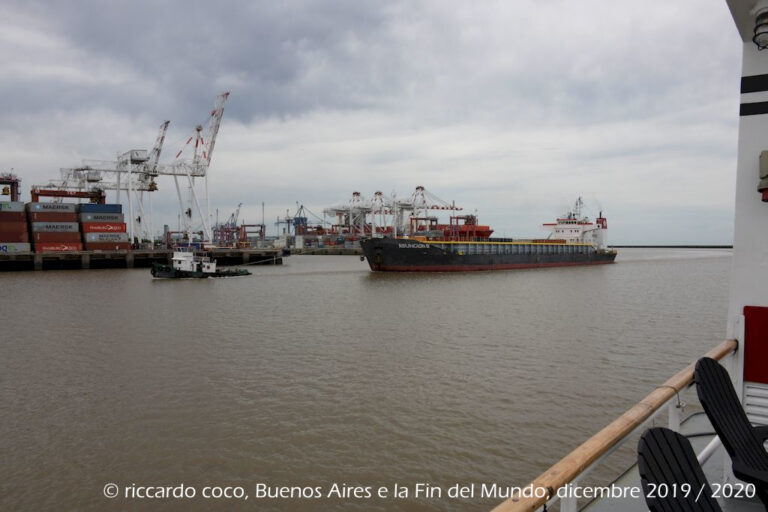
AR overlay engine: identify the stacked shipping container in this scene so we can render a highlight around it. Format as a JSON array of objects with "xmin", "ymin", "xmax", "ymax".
[
  {"xmin": 0, "ymin": 202, "xmax": 31, "ymax": 253},
  {"xmin": 27, "ymin": 202, "xmax": 82, "ymax": 252},
  {"xmin": 0, "ymin": 202, "xmax": 133, "ymax": 253},
  {"xmin": 80, "ymin": 204, "xmax": 130, "ymax": 250}
]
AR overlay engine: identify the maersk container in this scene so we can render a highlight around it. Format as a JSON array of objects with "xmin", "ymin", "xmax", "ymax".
[
  {"xmin": 26, "ymin": 202, "xmax": 77, "ymax": 213},
  {"xmin": 81, "ymin": 222, "xmax": 126, "ymax": 233},
  {"xmin": 78, "ymin": 204, "xmax": 122, "ymax": 214},
  {"xmin": 27, "ymin": 212, "xmax": 78, "ymax": 222},
  {"xmin": 0, "ymin": 243, "xmax": 31, "ymax": 253},
  {"xmin": 30, "ymin": 222, "xmax": 79, "ymax": 232},
  {"xmin": 83, "ymin": 232, "xmax": 129, "ymax": 242},
  {"xmin": 79, "ymin": 213, "xmax": 124, "ymax": 222},
  {"xmin": 0, "ymin": 202, "xmax": 25, "ymax": 212}
]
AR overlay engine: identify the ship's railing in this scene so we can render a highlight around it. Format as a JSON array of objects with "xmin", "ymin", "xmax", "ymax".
[{"xmin": 491, "ymin": 338, "xmax": 738, "ymax": 512}]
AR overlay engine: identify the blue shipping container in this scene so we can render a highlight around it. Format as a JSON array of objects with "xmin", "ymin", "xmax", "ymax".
[{"xmin": 78, "ymin": 203, "xmax": 123, "ymax": 214}]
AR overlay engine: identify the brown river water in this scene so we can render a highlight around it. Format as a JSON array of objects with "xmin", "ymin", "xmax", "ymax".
[{"xmin": 0, "ymin": 248, "xmax": 731, "ymax": 511}]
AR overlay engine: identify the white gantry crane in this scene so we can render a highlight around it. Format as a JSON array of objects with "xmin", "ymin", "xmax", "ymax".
[
  {"xmin": 35, "ymin": 120, "xmax": 171, "ymax": 244},
  {"xmin": 160, "ymin": 91, "xmax": 230, "ymax": 243},
  {"xmin": 394, "ymin": 185, "xmax": 462, "ymax": 235},
  {"xmin": 32, "ymin": 92, "xmax": 230, "ymax": 245}
]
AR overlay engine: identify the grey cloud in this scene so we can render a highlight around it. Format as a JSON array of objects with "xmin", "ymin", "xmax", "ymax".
[{"xmin": 0, "ymin": 0, "xmax": 743, "ymax": 243}]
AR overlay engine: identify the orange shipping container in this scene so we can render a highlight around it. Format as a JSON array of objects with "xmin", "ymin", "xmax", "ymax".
[
  {"xmin": 0, "ymin": 221, "xmax": 28, "ymax": 236},
  {"xmin": 32, "ymin": 232, "xmax": 82, "ymax": 243},
  {"xmin": 0, "ymin": 212, "xmax": 27, "ymax": 222},
  {"xmin": 34, "ymin": 243, "xmax": 83, "ymax": 252},
  {"xmin": 0, "ymin": 231, "xmax": 29, "ymax": 243},
  {"xmin": 81, "ymin": 222, "xmax": 127, "ymax": 233},
  {"xmin": 27, "ymin": 212, "xmax": 78, "ymax": 222}
]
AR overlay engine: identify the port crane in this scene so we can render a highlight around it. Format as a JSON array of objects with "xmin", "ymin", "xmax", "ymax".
[
  {"xmin": 33, "ymin": 120, "xmax": 170, "ymax": 244},
  {"xmin": 213, "ymin": 202, "xmax": 241, "ymax": 247},
  {"xmin": 32, "ymin": 92, "xmax": 229, "ymax": 245},
  {"xmin": 160, "ymin": 92, "xmax": 229, "ymax": 243},
  {"xmin": 321, "ymin": 186, "xmax": 462, "ymax": 237}
]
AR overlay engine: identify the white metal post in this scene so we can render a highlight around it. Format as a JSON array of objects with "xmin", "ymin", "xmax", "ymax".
[
  {"xmin": 205, "ymin": 173, "xmax": 211, "ymax": 243},
  {"xmin": 149, "ymin": 191, "xmax": 154, "ymax": 249},
  {"xmin": 668, "ymin": 400, "xmax": 681, "ymax": 432},
  {"xmin": 127, "ymin": 169, "xmax": 134, "ymax": 245},
  {"xmin": 172, "ymin": 175, "xmax": 187, "ymax": 241},
  {"xmin": 185, "ymin": 172, "xmax": 212, "ymax": 242}
]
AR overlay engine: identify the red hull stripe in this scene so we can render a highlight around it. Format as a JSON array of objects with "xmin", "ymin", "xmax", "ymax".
[{"xmin": 375, "ymin": 260, "xmax": 615, "ymax": 272}]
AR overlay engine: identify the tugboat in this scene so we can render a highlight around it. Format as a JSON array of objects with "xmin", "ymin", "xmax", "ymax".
[{"xmin": 151, "ymin": 251, "xmax": 251, "ymax": 278}]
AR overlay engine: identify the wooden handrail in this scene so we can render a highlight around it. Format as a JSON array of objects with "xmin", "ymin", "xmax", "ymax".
[{"xmin": 491, "ymin": 338, "xmax": 738, "ymax": 512}]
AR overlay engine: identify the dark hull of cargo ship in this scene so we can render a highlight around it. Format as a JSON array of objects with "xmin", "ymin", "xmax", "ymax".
[{"xmin": 361, "ymin": 237, "xmax": 617, "ymax": 272}]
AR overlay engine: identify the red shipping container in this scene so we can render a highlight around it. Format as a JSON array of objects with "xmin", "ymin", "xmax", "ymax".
[
  {"xmin": 27, "ymin": 212, "xmax": 78, "ymax": 222},
  {"xmin": 34, "ymin": 243, "xmax": 83, "ymax": 252},
  {"xmin": 0, "ymin": 221, "xmax": 28, "ymax": 235},
  {"xmin": 81, "ymin": 222, "xmax": 127, "ymax": 233},
  {"xmin": 32, "ymin": 232, "xmax": 82, "ymax": 243},
  {"xmin": 84, "ymin": 242, "xmax": 131, "ymax": 251},
  {"xmin": 0, "ymin": 231, "xmax": 29, "ymax": 242},
  {"xmin": 0, "ymin": 212, "xmax": 27, "ymax": 222}
]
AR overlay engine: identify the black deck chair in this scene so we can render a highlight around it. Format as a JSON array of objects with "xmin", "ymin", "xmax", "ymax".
[
  {"xmin": 695, "ymin": 356, "xmax": 768, "ymax": 507},
  {"xmin": 638, "ymin": 427, "xmax": 722, "ymax": 511}
]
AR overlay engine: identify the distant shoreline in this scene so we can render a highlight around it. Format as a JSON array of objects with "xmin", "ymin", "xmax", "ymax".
[{"xmin": 610, "ymin": 245, "xmax": 732, "ymax": 249}]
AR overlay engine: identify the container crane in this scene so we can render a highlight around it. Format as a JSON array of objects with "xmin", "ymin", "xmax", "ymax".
[
  {"xmin": 160, "ymin": 92, "xmax": 230, "ymax": 243},
  {"xmin": 213, "ymin": 202, "xmax": 241, "ymax": 247}
]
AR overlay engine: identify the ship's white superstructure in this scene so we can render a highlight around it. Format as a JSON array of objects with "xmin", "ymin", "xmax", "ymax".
[
  {"xmin": 541, "ymin": 197, "xmax": 608, "ymax": 249},
  {"xmin": 171, "ymin": 251, "xmax": 216, "ymax": 273}
]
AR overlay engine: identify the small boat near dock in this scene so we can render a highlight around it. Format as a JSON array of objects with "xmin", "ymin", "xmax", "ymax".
[{"xmin": 151, "ymin": 251, "xmax": 251, "ymax": 278}]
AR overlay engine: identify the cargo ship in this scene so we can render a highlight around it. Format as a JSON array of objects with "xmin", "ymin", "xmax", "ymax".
[{"xmin": 360, "ymin": 198, "xmax": 616, "ymax": 272}]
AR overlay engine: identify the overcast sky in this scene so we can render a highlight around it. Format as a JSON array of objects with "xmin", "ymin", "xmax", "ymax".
[{"xmin": 1, "ymin": 0, "xmax": 743, "ymax": 243}]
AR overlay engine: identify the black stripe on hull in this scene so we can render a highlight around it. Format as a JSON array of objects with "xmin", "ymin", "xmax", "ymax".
[
  {"xmin": 740, "ymin": 101, "xmax": 768, "ymax": 116},
  {"xmin": 739, "ymin": 74, "xmax": 768, "ymax": 116},
  {"xmin": 741, "ymin": 74, "xmax": 768, "ymax": 94}
]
